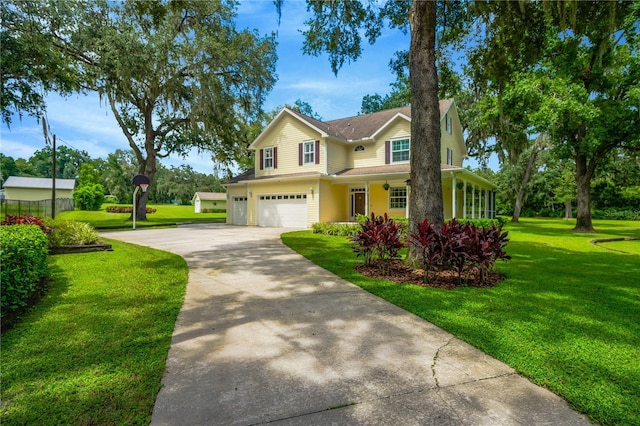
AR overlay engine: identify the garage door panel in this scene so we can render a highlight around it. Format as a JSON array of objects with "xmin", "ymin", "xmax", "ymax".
[
  {"xmin": 258, "ymin": 194, "xmax": 307, "ymax": 228},
  {"xmin": 232, "ymin": 197, "xmax": 247, "ymax": 225}
]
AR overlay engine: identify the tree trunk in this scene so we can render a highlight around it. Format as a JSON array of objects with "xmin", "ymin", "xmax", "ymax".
[
  {"xmin": 574, "ymin": 154, "xmax": 595, "ymax": 232},
  {"xmin": 407, "ymin": 0, "xmax": 443, "ymax": 264},
  {"xmin": 564, "ymin": 201, "xmax": 572, "ymax": 219},
  {"xmin": 136, "ymin": 103, "xmax": 158, "ymax": 222},
  {"xmin": 511, "ymin": 146, "xmax": 538, "ymax": 223}
]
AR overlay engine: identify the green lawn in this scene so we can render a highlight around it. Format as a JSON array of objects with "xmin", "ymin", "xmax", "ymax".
[
  {"xmin": 281, "ymin": 218, "xmax": 640, "ymax": 426},
  {"xmin": 0, "ymin": 240, "xmax": 188, "ymax": 425},
  {"xmin": 598, "ymin": 239, "xmax": 640, "ymax": 255},
  {"xmin": 58, "ymin": 203, "xmax": 225, "ymax": 228}
]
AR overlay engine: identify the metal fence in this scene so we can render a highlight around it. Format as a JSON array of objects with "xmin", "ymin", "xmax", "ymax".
[{"xmin": 0, "ymin": 198, "xmax": 75, "ymax": 218}]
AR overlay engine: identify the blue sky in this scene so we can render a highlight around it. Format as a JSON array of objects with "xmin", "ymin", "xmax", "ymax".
[{"xmin": 0, "ymin": 1, "xmax": 414, "ymax": 174}]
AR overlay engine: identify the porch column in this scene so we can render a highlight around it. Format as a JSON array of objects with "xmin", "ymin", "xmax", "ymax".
[
  {"xmin": 472, "ymin": 185, "xmax": 476, "ymax": 219},
  {"xmin": 485, "ymin": 190, "xmax": 490, "ymax": 218},
  {"xmin": 406, "ymin": 181, "xmax": 410, "ymax": 219},
  {"xmin": 451, "ymin": 175, "xmax": 457, "ymax": 219},
  {"xmin": 365, "ymin": 181, "xmax": 370, "ymax": 217},
  {"xmin": 479, "ymin": 188, "xmax": 483, "ymax": 218},
  {"xmin": 463, "ymin": 180, "xmax": 467, "ymax": 219}
]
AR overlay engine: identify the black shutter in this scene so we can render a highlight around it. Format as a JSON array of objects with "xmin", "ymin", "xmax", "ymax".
[
  {"xmin": 298, "ymin": 143, "xmax": 303, "ymax": 166},
  {"xmin": 273, "ymin": 147, "xmax": 278, "ymax": 169},
  {"xmin": 315, "ymin": 140, "xmax": 320, "ymax": 164},
  {"xmin": 259, "ymin": 149, "xmax": 264, "ymax": 170}
]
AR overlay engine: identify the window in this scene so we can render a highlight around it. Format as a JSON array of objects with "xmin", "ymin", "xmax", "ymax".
[
  {"xmin": 391, "ymin": 139, "xmax": 410, "ymax": 163},
  {"xmin": 445, "ymin": 114, "xmax": 452, "ymax": 134},
  {"xmin": 303, "ymin": 141, "xmax": 315, "ymax": 164},
  {"xmin": 389, "ymin": 187, "xmax": 407, "ymax": 209},
  {"xmin": 354, "ymin": 145, "xmax": 365, "ymax": 152},
  {"xmin": 447, "ymin": 148, "xmax": 453, "ymax": 165},
  {"xmin": 263, "ymin": 147, "xmax": 274, "ymax": 169}
]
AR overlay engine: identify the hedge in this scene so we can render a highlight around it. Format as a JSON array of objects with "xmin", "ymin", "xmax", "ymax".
[{"xmin": 0, "ymin": 225, "xmax": 49, "ymax": 317}]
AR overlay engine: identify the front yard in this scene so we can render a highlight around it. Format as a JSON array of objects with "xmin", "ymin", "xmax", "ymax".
[
  {"xmin": 282, "ymin": 218, "xmax": 640, "ymax": 426},
  {"xmin": 0, "ymin": 240, "xmax": 188, "ymax": 425}
]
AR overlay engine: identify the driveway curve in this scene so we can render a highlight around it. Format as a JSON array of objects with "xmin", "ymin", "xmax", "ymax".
[{"xmin": 101, "ymin": 224, "xmax": 590, "ymax": 426}]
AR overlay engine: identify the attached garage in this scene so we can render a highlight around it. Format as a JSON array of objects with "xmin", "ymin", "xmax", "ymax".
[
  {"xmin": 258, "ymin": 194, "xmax": 307, "ymax": 228},
  {"xmin": 231, "ymin": 196, "xmax": 248, "ymax": 225}
]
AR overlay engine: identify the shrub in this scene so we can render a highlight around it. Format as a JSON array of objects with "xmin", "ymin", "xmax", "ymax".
[
  {"xmin": 200, "ymin": 209, "xmax": 226, "ymax": 213},
  {"xmin": 312, "ymin": 222, "xmax": 361, "ymax": 237},
  {"xmin": 0, "ymin": 225, "xmax": 49, "ymax": 317},
  {"xmin": 352, "ymin": 213, "xmax": 404, "ymax": 273},
  {"xmin": 407, "ymin": 218, "xmax": 442, "ymax": 282},
  {"xmin": 406, "ymin": 218, "xmax": 510, "ymax": 286},
  {"xmin": 455, "ymin": 217, "xmax": 507, "ymax": 229},
  {"xmin": 592, "ymin": 208, "xmax": 640, "ymax": 221},
  {"xmin": 1, "ymin": 214, "xmax": 48, "ymax": 232},
  {"xmin": 106, "ymin": 206, "xmax": 157, "ymax": 214},
  {"xmin": 44, "ymin": 218, "xmax": 99, "ymax": 247},
  {"xmin": 73, "ymin": 183, "xmax": 106, "ymax": 210}
]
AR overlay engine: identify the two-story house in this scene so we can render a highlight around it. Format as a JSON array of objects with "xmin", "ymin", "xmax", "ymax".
[{"xmin": 225, "ymin": 99, "xmax": 496, "ymax": 228}]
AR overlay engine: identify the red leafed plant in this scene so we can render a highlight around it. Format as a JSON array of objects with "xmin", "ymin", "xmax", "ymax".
[
  {"xmin": 1, "ymin": 214, "xmax": 48, "ymax": 232},
  {"xmin": 352, "ymin": 212, "xmax": 404, "ymax": 274}
]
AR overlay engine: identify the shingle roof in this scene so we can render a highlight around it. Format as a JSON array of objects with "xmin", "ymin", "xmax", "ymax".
[
  {"xmin": 3, "ymin": 176, "xmax": 75, "ymax": 190},
  {"xmin": 334, "ymin": 163, "xmax": 460, "ymax": 177},
  {"xmin": 194, "ymin": 192, "xmax": 226, "ymax": 201},
  {"xmin": 290, "ymin": 99, "xmax": 453, "ymax": 142}
]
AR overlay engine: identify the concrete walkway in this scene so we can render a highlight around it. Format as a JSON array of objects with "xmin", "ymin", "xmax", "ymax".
[{"xmin": 101, "ymin": 224, "xmax": 591, "ymax": 426}]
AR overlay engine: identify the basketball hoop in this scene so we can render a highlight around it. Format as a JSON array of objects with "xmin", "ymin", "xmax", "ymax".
[{"xmin": 140, "ymin": 183, "xmax": 149, "ymax": 193}]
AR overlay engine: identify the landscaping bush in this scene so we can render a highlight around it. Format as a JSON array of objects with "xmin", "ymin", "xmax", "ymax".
[
  {"xmin": 352, "ymin": 213, "xmax": 404, "ymax": 272},
  {"xmin": 1, "ymin": 214, "xmax": 48, "ymax": 232},
  {"xmin": 455, "ymin": 217, "xmax": 507, "ymax": 228},
  {"xmin": 44, "ymin": 218, "xmax": 99, "ymax": 247},
  {"xmin": 407, "ymin": 218, "xmax": 510, "ymax": 285},
  {"xmin": 312, "ymin": 222, "xmax": 361, "ymax": 237},
  {"xmin": 106, "ymin": 206, "xmax": 157, "ymax": 214},
  {"xmin": 73, "ymin": 183, "xmax": 106, "ymax": 211},
  {"xmin": 200, "ymin": 208, "xmax": 226, "ymax": 213},
  {"xmin": 592, "ymin": 208, "xmax": 640, "ymax": 221},
  {"xmin": 0, "ymin": 225, "xmax": 49, "ymax": 317}
]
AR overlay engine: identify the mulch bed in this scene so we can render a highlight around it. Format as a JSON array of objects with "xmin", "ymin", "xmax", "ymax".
[{"xmin": 355, "ymin": 259, "xmax": 504, "ymax": 289}]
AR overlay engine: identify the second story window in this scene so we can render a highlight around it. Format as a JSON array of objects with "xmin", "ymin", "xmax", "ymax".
[
  {"xmin": 392, "ymin": 139, "xmax": 410, "ymax": 163},
  {"xmin": 303, "ymin": 141, "xmax": 315, "ymax": 164},
  {"xmin": 445, "ymin": 113, "xmax": 452, "ymax": 134},
  {"xmin": 447, "ymin": 148, "xmax": 453, "ymax": 165},
  {"xmin": 263, "ymin": 147, "xmax": 274, "ymax": 169}
]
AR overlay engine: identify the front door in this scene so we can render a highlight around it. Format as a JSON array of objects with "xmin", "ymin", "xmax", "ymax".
[{"xmin": 351, "ymin": 191, "xmax": 366, "ymax": 218}]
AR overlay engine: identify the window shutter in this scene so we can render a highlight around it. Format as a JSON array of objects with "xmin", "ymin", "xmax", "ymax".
[
  {"xmin": 298, "ymin": 143, "xmax": 303, "ymax": 166},
  {"xmin": 273, "ymin": 147, "xmax": 278, "ymax": 169},
  {"xmin": 315, "ymin": 140, "xmax": 320, "ymax": 164},
  {"xmin": 385, "ymin": 141, "xmax": 390, "ymax": 164},
  {"xmin": 259, "ymin": 149, "xmax": 264, "ymax": 170}
]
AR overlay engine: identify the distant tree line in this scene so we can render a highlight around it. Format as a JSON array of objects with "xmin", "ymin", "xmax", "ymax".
[{"xmin": 0, "ymin": 148, "xmax": 226, "ymax": 206}]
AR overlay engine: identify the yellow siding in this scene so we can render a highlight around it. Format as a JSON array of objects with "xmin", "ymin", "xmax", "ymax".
[
  {"xmin": 441, "ymin": 107, "xmax": 465, "ymax": 166},
  {"xmin": 319, "ymin": 180, "xmax": 347, "ymax": 222},
  {"xmin": 253, "ymin": 116, "xmax": 324, "ymax": 178},
  {"xmin": 351, "ymin": 119, "xmax": 411, "ymax": 168},
  {"xmin": 368, "ymin": 180, "xmax": 408, "ymax": 219},
  {"xmin": 326, "ymin": 141, "xmax": 349, "ymax": 174},
  {"xmin": 4, "ymin": 188, "xmax": 73, "ymax": 201}
]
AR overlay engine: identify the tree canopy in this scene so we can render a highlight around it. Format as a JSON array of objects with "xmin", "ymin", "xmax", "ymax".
[{"xmin": 4, "ymin": 0, "xmax": 278, "ymax": 220}]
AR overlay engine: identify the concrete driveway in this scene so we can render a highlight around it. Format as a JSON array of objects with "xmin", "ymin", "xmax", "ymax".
[{"xmin": 101, "ymin": 224, "xmax": 590, "ymax": 426}]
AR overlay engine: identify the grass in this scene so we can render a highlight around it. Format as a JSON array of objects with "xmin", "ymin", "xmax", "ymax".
[
  {"xmin": 598, "ymin": 240, "xmax": 640, "ymax": 255},
  {"xmin": 281, "ymin": 218, "xmax": 640, "ymax": 426},
  {"xmin": 58, "ymin": 203, "xmax": 226, "ymax": 228},
  {"xmin": 0, "ymin": 239, "xmax": 188, "ymax": 425}
]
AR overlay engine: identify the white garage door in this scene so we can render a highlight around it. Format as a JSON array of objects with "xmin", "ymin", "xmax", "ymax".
[
  {"xmin": 232, "ymin": 196, "xmax": 247, "ymax": 225},
  {"xmin": 258, "ymin": 194, "xmax": 308, "ymax": 228}
]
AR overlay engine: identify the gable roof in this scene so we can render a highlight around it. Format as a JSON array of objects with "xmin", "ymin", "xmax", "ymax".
[
  {"xmin": 193, "ymin": 192, "xmax": 227, "ymax": 201},
  {"xmin": 251, "ymin": 99, "xmax": 455, "ymax": 147},
  {"xmin": 3, "ymin": 176, "xmax": 76, "ymax": 190}
]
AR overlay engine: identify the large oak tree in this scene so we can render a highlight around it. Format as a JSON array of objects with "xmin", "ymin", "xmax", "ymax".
[{"xmin": 4, "ymin": 0, "xmax": 277, "ymax": 220}]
